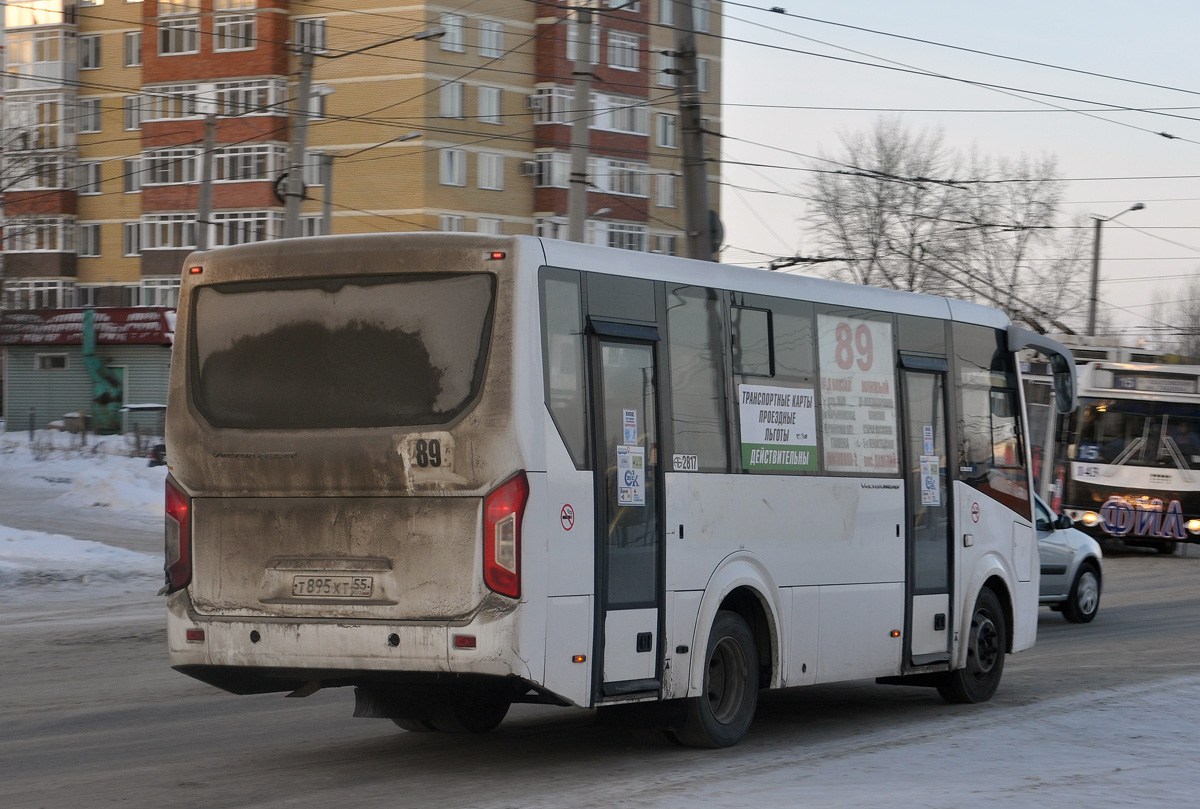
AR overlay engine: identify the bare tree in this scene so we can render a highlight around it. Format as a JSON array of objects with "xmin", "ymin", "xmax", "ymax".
[
  {"xmin": 803, "ymin": 118, "xmax": 1088, "ymax": 331},
  {"xmin": 1156, "ymin": 272, "xmax": 1200, "ymax": 361}
]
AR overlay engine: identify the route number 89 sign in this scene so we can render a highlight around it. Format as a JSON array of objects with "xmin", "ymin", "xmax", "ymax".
[{"xmin": 817, "ymin": 315, "xmax": 899, "ymax": 475}]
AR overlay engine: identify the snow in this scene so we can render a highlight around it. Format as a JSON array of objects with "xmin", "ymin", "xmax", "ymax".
[{"xmin": 0, "ymin": 431, "xmax": 163, "ymax": 603}]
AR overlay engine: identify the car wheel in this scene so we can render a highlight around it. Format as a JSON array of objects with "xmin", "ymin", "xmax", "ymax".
[
  {"xmin": 938, "ymin": 588, "xmax": 1006, "ymax": 704},
  {"xmin": 1156, "ymin": 542, "xmax": 1178, "ymax": 555},
  {"xmin": 1062, "ymin": 562, "xmax": 1101, "ymax": 623},
  {"xmin": 673, "ymin": 610, "xmax": 759, "ymax": 748}
]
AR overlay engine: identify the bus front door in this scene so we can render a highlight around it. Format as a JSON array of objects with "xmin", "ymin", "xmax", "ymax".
[
  {"xmin": 901, "ymin": 363, "xmax": 953, "ymax": 664},
  {"xmin": 590, "ymin": 336, "xmax": 663, "ymax": 697}
]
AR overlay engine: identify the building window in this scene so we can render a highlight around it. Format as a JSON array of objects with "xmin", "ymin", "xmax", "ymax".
[
  {"xmin": 477, "ymin": 218, "xmax": 502, "ymax": 235},
  {"xmin": 478, "ymin": 152, "xmax": 503, "ymax": 190},
  {"xmin": 439, "ymin": 82, "xmax": 464, "ymax": 118},
  {"xmin": 656, "ymin": 173, "xmax": 677, "ymax": 208},
  {"xmin": 78, "ymin": 98, "xmax": 102, "ymax": 133},
  {"xmin": 591, "ymin": 222, "xmax": 648, "ymax": 252},
  {"xmin": 440, "ymin": 215, "xmax": 466, "ymax": 232},
  {"xmin": 5, "ymin": 94, "xmax": 69, "ymax": 150},
  {"xmin": 657, "ymin": 113, "xmax": 678, "ymax": 148},
  {"xmin": 4, "ymin": 281, "xmax": 76, "ymax": 311},
  {"xmin": 299, "ymin": 216, "xmax": 325, "ymax": 237},
  {"xmin": 5, "ymin": 30, "xmax": 68, "ymax": 92},
  {"xmin": 124, "ymin": 95, "xmax": 143, "ymax": 130},
  {"xmin": 213, "ymin": 143, "xmax": 286, "ymax": 182},
  {"xmin": 590, "ymin": 157, "xmax": 649, "ymax": 197},
  {"xmin": 535, "ymin": 217, "xmax": 568, "ymax": 240},
  {"xmin": 658, "ymin": 0, "xmax": 673, "ymax": 24},
  {"xmin": 302, "ymin": 151, "xmax": 324, "ymax": 187},
  {"xmin": 124, "ymin": 31, "xmax": 142, "ymax": 66},
  {"xmin": 607, "ymin": 0, "xmax": 640, "ymax": 10},
  {"xmin": 534, "ymin": 151, "xmax": 570, "ymax": 188},
  {"xmin": 36, "ymin": 354, "xmax": 69, "ymax": 371},
  {"xmin": 142, "ymin": 84, "xmax": 198, "ymax": 120},
  {"xmin": 214, "ymin": 13, "xmax": 256, "ymax": 51},
  {"xmin": 566, "ymin": 23, "xmax": 600, "ymax": 64},
  {"xmin": 141, "ymin": 278, "xmax": 181, "ymax": 308},
  {"xmin": 652, "ymin": 234, "xmax": 678, "ymax": 255},
  {"xmin": 142, "ymin": 214, "xmax": 198, "ymax": 249},
  {"xmin": 210, "ymin": 211, "xmax": 281, "ymax": 246},
  {"xmin": 79, "ymin": 162, "xmax": 102, "ymax": 195},
  {"xmin": 5, "ymin": 154, "xmax": 70, "ymax": 190},
  {"xmin": 697, "ymin": 58, "xmax": 709, "ymax": 93},
  {"xmin": 479, "ymin": 20, "xmax": 504, "ymax": 58},
  {"xmin": 608, "ymin": 33, "xmax": 639, "ymax": 71},
  {"xmin": 439, "ymin": 149, "xmax": 466, "ymax": 186},
  {"xmin": 693, "ymin": 0, "xmax": 711, "ymax": 33},
  {"xmin": 214, "ymin": 79, "xmax": 286, "ymax": 116},
  {"xmin": 657, "ymin": 52, "xmax": 677, "ymax": 87},
  {"xmin": 295, "ymin": 17, "xmax": 326, "ymax": 53},
  {"xmin": 159, "ymin": 18, "xmax": 200, "ymax": 55},
  {"xmin": 214, "ymin": 0, "xmax": 256, "ymax": 8},
  {"xmin": 160, "ymin": 0, "xmax": 201, "ymax": 13},
  {"xmin": 80, "ymin": 35, "xmax": 101, "ymax": 70},
  {"xmin": 123, "ymin": 222, "xmax": 142, "ymax": 255},
  {"xmin": 79, "ymin": 224, "xmax": 102, "ymax": 257},
  {"xmin": 593, "ymin": 93, "xmax": 648, "ymax": 134},
  {"xmin": 5, "ymin": 218, "xmax": 76, "ymax": 252},
  {"xmin": 123, "ymin": 159, "xmax": 143, "ymax": 193},
  {"xmin": 440, "ymin": 14, "xmax": 465, "ymax": 52},
  {"xmin": 530, "ymin": 86, "xmax": 573, "ymax": 124},
  {"xmin": 143, "ymin": 149, "xmax": 199, "ymax": 185},
  {"xmin": 478, "ymin": 86, "xmax": 502, "ymax": 124}
]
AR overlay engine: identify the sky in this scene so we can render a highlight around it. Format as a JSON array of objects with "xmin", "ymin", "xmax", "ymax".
[{"xmin": 718, "ymin": 1, "xmax": 1200, "ymax": 340}]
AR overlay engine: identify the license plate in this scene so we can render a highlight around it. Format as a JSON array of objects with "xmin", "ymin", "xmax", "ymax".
[{"xmin": 291, "ymin": 575, "xmax": 373, "ymax": 598}]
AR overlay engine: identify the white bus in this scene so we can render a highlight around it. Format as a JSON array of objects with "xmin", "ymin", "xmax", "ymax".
[
  {"xmin": 163, "ymin": 234, "xmax": 1076, "ymax": 747},
  {"xmin": 1035, "ymin": 353, "xmax": 1200, "ymax": 554}
]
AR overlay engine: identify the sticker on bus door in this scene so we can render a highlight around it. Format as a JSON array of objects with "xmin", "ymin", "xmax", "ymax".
[
  {"xmin": 920, "ymin": 455, "xmax": 940, "ymax": 506},
  {"xmin": 617, "ymin": 445, "xmax": 645, "ymax": 506}
]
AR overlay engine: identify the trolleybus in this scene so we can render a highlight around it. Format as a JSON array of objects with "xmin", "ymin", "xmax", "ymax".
[
  {"xmin": 1035, "ymin": 349, "xmax": 1200, "ymax": 554},
  {"xmin": 163, "ymin": 233, "xmax": 1076, "ymax": 747}
]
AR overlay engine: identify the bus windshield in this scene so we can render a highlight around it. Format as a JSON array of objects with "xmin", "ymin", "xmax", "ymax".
[
  {"xmin": 192, "ymin": 273, "xmax": 495, "ymax": 430},
  {"xmin": 1075, "ymin": 397, "xmax": 1200, "ymax": 469}
]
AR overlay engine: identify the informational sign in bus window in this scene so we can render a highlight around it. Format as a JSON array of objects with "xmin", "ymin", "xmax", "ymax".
[
  {"xmin": 738, "ymin": 384, "xmax": 818, "ymax": 471},
  {"xmin": 617, "ymin": 445, "xmax": 646, "ymax": 506},
  {"xmin": 623, "ymin": 409, "xmax": 638, "ymax": 445},
  {"xmin": 817, "ymin": 315, "xmax": 899, "ymax": 475},
  {"xmin": 920, "ymin": 455, "xmax": 940, "ymax": 505}
]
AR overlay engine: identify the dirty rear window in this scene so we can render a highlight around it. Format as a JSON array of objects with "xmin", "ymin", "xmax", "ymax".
[{"xmin": 192, "ymin": 274, "xmax": 495, "ymax": 429}]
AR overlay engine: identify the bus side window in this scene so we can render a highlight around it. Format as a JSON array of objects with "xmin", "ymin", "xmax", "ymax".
[
  {"xmin": 731, "ymin": 306, "xmax": 772, "ymax": 377},
  {"xmin": 953, "ymin": 323, "xmax": 1031, "ymax": 518},
  {"xmin": 666, "ymin": 285, "xmax": 730, "ymax": 472},
  {"xmin": 540, "ymin": 267, "xmax": 588, "ymax": 469}
]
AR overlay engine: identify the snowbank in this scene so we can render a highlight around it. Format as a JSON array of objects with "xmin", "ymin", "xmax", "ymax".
[{"xmin": 0, "ymin": 524, "xmax": 160, "ymax": 591}]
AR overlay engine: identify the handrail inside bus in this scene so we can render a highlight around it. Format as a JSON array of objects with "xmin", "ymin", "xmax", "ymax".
[{"xmin": 1007, "ymin": 325, "xmax": 1078, "ymax": 414}]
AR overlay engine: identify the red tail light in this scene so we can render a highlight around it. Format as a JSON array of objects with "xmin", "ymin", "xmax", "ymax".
[
  {"xmin": 483, "ymin": 472, "xmax": 528, "ymax": 599},
  {"xmin": 164, "ymin": 478, "xmax": 192, "ymax": 593}
]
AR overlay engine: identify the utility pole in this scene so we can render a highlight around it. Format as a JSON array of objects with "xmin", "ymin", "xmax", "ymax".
[
  {"xmin": 196, "ymin": 113, "xmax": 216, "ymax": 250},
  {"xmin": 567, "ymin": 3, "xmax": 594, "ymax": 243},
  {"xmin": 320, "ymin": 153, "xmax": 333, "ymax": 235},
  {"xmin": 284, "ymin": 50, "xmax": 315, "ymax": 239},
  {"xmin": 673, "ymin": 0, "xmax": 713, "ymax": 261},
  {"xmin": 1087, "ymin": 202, "xmax": 1144, "ymax": 336}
]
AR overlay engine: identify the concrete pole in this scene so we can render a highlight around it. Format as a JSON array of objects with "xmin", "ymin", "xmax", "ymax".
[
  {"xmin": 284, "ymin": 50, "xmax": 315, "ymax": 239},
  {"xmin": 1087, "ymin": 216, "xmax": 1102, "ymax": 337},
  {"xmin": 567, "ymin": 6, "xmax": 594, "ymax": 243},
  {"xmin": 321, "ymin": 153, "xmax": 333, "ymax": 236},
  {"xmin": 196, "ymin": 114, "xmax": 217, "ymax": 250},
  {"xmin": 673, "ymin": 0, "xmax": 712, "ymax": 260}
]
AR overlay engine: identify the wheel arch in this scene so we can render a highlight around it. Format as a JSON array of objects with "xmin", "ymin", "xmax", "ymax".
[
  {"xmin": 958, "ymin": 555, "xmax": 1015, "ymax": 668},
  {"xmin": 687, "ymin": 553, "xmax": 784, "ymax": 696}
]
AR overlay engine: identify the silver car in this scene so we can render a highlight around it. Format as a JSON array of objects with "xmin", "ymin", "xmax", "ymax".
[{"xmin": 1036, "ymin": 495, "xmax": 1103, "ymax": 623}]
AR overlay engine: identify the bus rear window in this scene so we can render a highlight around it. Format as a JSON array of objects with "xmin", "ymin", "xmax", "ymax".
[{"xmin": 192, "ymin": 273, "xmax": 494, "ymax": 429}]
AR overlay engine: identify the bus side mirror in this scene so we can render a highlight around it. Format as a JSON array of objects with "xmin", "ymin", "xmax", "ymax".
[{"xmin": 1051, "ymin": 354, "xmax": 1076, "ymax": 414}]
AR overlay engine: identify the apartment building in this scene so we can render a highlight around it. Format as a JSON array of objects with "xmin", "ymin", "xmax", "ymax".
[{"xmin": 0, "ymin": 0, "xmax": 722, "ymax": 312}]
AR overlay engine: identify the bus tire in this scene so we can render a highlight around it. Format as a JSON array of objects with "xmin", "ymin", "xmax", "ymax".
[
  {"xmin": 674, "ymin": 610, "xmax": 759, "ymax": 748},
  {"xmin": 430, "ymin": 689, "xmax": 510, "ymax": 733},
  {"xmin": 938, "ymin": 588, "xmax": 1006, "ymax": 704},
  {"xmin": 1156, "ymin": 542, "xmax": 1178, "ymax": 555},
  {"xmin": 1062, "ymin": 563, "xmax": 1101, "ymax": 624},
  {"xmin": 392, "ymin": 717, "xmax": 438, "ymax": 732}
]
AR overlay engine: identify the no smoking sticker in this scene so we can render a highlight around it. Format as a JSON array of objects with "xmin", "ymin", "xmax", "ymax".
[{"xmin": 560, "ymin": 504, "xmax": 575, "ymax": 531}]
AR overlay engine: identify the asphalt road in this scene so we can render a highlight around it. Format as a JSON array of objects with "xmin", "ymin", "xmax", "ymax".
[{"xmin": 3, "ymin": 546, "xmax": 1199, "ymax": 809}]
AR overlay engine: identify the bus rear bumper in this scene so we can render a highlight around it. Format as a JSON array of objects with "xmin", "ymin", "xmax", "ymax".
[{"xmin": 167, "ymin": 592, "xmax": 529, "ymax": 695}]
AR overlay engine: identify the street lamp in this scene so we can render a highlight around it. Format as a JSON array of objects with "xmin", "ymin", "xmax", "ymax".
[{"xmin": 1088, "ymin": 202, "xmax": 1145, "ymax": 336}]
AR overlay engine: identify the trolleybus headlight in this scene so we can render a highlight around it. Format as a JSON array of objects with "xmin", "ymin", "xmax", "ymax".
[
  {"xmin": 483, "ymin": 472, "xmax": 528, "ymax": 599},
  {"xmin": 1187, "ymin": 519, "xmax": 1200, "ymax": 536},
  {"xmin": 164, "ymin": 477, "xmax": 192, "ymax": 593},
  {"xmin": 1080, "ymin": 511, "xmax": 1100, "ymax": 527}
]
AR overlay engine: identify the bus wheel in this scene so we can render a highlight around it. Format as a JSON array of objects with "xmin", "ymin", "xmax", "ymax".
[
  {"xmin": 392, "ymin": 717, "xmax": 438, "ymax": 732},
  {"xmin": 938, "ymin": 588, "xmax": 1006, "ymax": 704},
  {"xmin": 1062, "ymin": 563, "xmax": 1101, "ymax": 624},
  {"xmin": 674, "ymin": 610, "xmax": 759, "ymax": 748},
  {"xmin": 1156, "ymin": 542, "xmax": 1178, "ymax": 555},
  {"xmin": 430, "ymin": 690, "xmax": 511, "ymax": 733}
]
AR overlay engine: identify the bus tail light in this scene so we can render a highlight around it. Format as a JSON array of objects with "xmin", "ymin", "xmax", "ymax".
[
  {"xmin": 164, "ymin": 478, "xmax": 192, "ymax": 593},
  {"xmin": 484, "ymin": 472, "xmax": 528, "ymax": 599}
]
